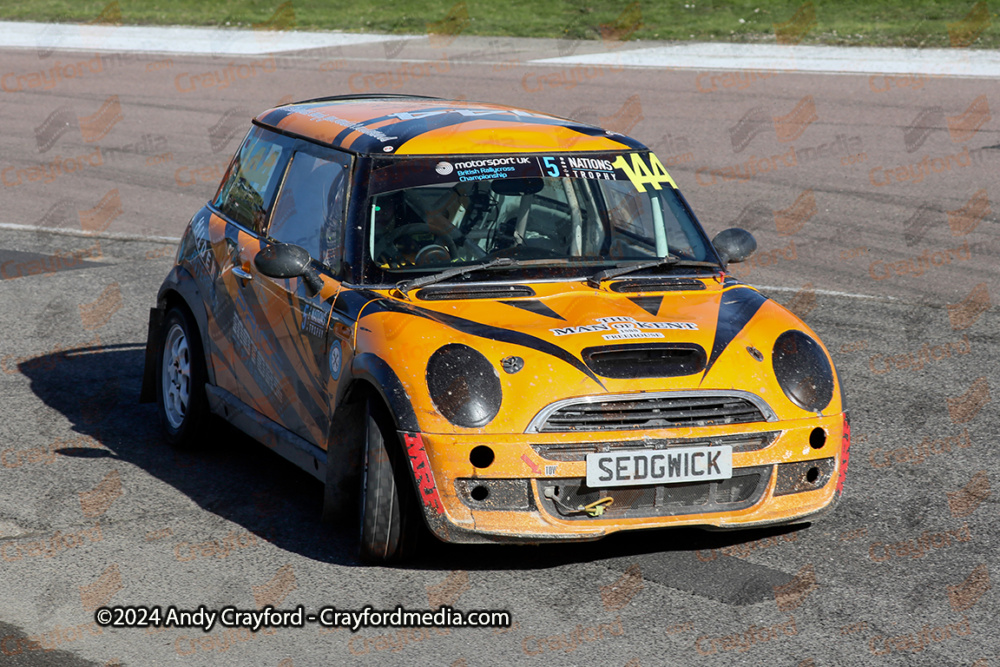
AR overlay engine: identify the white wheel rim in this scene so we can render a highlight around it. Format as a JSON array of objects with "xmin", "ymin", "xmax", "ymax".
[{"xmin": 162, "ymin": 323, "xmax": 191, "ymax": 430}]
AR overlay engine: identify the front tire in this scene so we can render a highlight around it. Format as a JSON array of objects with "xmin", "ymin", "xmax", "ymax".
[
  {"xmin": 155, "ymin": 306, "xmax": 209, "ymax": 448},
  {"xmin": 358, "ymin": 399, "xmax": 421, "ymax": 563}
]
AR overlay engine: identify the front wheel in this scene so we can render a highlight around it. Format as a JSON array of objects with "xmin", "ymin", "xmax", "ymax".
[
  {"xmin": 155, "ymin": 307, "xmax": 209, "ymax": 448},
  {"xmin": 358, "ymin": 399, "xmax": 421, "ymax": 563}
]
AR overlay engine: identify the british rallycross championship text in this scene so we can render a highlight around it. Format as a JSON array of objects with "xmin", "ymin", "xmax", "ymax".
[{"xmin": 94, "ymin": 605, "xmax": 511, "ymax": 632}]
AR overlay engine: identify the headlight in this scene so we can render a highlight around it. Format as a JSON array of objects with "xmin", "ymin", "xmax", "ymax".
[
  {"xmin": 772, "ymin": 330, "xmax": 834, "ymax": 412},
  {"xmin": 426, "ymin": 344, "xmax": 502, "ymax": 427}
]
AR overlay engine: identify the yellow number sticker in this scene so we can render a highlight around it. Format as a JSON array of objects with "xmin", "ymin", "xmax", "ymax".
[{"xmin": 612, "ymin": 153, "xmax": 677, "ymax": 192}]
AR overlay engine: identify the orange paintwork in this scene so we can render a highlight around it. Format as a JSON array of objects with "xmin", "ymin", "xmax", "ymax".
[{"xmin": 352, "ymin": 278, "xmax": 846, "ymax": 542}]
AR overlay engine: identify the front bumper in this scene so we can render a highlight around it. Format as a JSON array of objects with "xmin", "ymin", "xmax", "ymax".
[{"xmin": 407, "ymin": 414, "xmax": 846, "ymax": 544}]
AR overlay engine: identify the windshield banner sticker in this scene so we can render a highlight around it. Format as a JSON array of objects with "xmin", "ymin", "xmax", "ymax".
[
  {"xmin": 452, "ymin": 156, "xmax": 531, "ymax": 182},
  {"xmin": 371, "ymin": 151, "xmax": 671, "ymax": 193},
  {"xmin": 551, "ymin": 316, "xmax": 698, "ymax": 340}
]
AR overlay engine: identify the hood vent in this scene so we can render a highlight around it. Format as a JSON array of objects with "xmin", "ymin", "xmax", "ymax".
[
  {"xmin": 582, "ymin": 343, "xmax": 706, "ymax": 379},
  {"xmin": 416, "ymin": 284, "xmax": 535, "ymax": 300},
  {"xmin": 610, "ymin": 279, "xmax": 706, "ymax": 293}
]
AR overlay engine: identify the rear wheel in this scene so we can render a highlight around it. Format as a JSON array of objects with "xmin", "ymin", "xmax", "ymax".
[
  {"xmin": 155, "ymin": 307, "xmax": 209, "ymax": 448},
  {"xmin": 358, "ymin": 399, "xmax": 421, "ymax": 563}
]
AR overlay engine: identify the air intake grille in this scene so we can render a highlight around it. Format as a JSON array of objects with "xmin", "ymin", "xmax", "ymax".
[
  {"xmin": 417, "ymin": 284, "xmax": 535, "ymax": 300},
  {"xmin": 537, "ymin": 465, "xmax": 771, "ymax": 520},
  {"xmin": 533, "ymin": 394, "xmax": 769, "ymax": 432},
  {"xmin": 582, "ymin": 344, "xmax": 706, "ymax": 379}
]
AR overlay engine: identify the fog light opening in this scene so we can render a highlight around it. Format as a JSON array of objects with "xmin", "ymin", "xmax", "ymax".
[
  {"xmin": 470, "ymin": 485, "xmax": 489, "ymax": 501},
  {"xmin": 806, "ymin": 467, "xmax": 820, "ymax": 483},
  {"xmin": 809, "ymin": 427, "xmax": 826, "ymax": 450},
  {"xmin": 470, "ymin": 446, "xmax": 495, "ymax": 468}
]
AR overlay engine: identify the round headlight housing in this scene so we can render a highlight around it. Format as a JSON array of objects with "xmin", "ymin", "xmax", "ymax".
[
  {"xmin": 426, "ymin": 344, "xmax": 502, "ymax": 427},
  {"xmin": 772, "ymin": 330, "xmax": 834, "ymax": 413}
]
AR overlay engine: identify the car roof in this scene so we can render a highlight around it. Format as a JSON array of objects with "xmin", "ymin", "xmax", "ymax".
[{"xmin": 254, "ymin": 94, "xmax": 648, "ymax": 156}]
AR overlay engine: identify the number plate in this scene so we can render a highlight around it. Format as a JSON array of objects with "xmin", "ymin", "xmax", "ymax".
[{"xmin": 585, "ymin": 446, "xmax": 733, "ymax": 488}]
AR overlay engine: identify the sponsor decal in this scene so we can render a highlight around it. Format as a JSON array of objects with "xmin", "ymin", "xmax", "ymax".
[
  {"xmin": 403, "ymin": 433, "xmax": 444, "ymax": 514},
  {"xmin": 300, "ymin": 303, "xmax": 326, "ymax": 338},
  {"xmin": 539, "ymin": 155, "xmax": 616, "ymax": 180},
  {"xmin": 612, "ymin": 153, "xmax": 676, "ymax": 192},
  {"xmin": 328, "ymin": 340, "xmax": 342, "ymax": 381},
  {"xmin": 836, "ymin": 418, "xmax": 850, "ymax": 495},
  {"xmin": 550, "ymin": 316, "xmax": 697, "ymax": 340},
  {"xmin": 454, "ymin": 156, "xmax": 530, "ymax": 182},
  {"xmin": 435, "ymin": 161, "xmax": 453, "ymax": 175}
]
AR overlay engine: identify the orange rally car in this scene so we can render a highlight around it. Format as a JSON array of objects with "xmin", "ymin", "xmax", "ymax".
[{"xmin": 140, "ymin": 94, "xmax": 849, "ymax": 563}]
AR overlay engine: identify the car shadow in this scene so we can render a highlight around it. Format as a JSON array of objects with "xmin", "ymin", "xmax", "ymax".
[{"xmin": 20, "ymin": 343, "xmax": 816, "ymax": 583}]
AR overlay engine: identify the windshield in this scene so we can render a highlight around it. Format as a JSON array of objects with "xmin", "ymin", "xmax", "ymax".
[{"xmin": 361, "ymin": 152, "xmax": 716, "ymax": 283}]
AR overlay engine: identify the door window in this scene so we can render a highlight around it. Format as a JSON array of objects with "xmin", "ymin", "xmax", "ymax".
[
  {"xmin": 267, "ymin": 148, "xmax": 351, "ymax": 272},
  {"xmin": 214, "ymin": 127, "xmax": 290, "ymax": 232}
]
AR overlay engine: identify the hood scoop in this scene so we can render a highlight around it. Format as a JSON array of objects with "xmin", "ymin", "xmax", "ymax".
[
  {"xmin": 416, "ymin": 284, "xmax": 535, "ymax": 300},
  {"xmin": 582, "ymin": 343, "xmax": 707, "ymax": 379},
  {"xmin": 610, "ymin": 279, "xmax": 706, "ymax": 293}
]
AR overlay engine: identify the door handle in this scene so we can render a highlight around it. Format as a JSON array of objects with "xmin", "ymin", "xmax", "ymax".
[{"xmin": 232, "ymin": 266, "xmax": 253, "ymax": 283}]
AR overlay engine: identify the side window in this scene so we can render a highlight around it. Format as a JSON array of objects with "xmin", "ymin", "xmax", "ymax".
[
  {"xmin": 214, "ymin": 128, "xmax": 290, "ymax": 232},
  {"xmin": 267, "ymin": 148, "xmax": 351, "ymax": 272}
]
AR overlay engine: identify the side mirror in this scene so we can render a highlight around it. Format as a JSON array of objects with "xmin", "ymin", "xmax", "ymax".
[
  {"xmin": 711, "ymin": 228, "xmax": 757, "ymax": 264},
  {"xmin": 254, "ymin": 243, "xmax": 325, "ymax": 296}
]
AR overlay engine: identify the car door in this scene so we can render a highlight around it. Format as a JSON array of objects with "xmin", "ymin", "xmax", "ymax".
[
  {"xmin": 225, "ymin": 141, "xmax": 352, "ymax": 447},
  {"xmin": 207, "ymin": 126, "xmax": 292, "ymax": 418}
]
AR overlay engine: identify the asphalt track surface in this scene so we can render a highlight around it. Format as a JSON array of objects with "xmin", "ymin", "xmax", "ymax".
[{"xmin": 0, "ymin": 29, "xmax": 998, "ymax": 667}]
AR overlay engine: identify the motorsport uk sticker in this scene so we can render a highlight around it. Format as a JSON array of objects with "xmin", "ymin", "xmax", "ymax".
[{"xmin": 550, "ymin": 316, "xmax": 698, "ymax": 341}]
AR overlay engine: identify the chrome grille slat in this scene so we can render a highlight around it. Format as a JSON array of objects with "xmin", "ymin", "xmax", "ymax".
[{"xmin": 532, "ymin": 392, "xmax": 769, "ymax": 432}]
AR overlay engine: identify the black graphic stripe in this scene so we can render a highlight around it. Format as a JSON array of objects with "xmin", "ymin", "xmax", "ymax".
[
  {"xmin": 701, "ymin": 287, "xmax": 769, "ymax": 383},
  {"xmin": 363, "ymin": 299, "xmax": 605, "ymax": 389},
  {"xmin": 628, "ymin": 296, "xmax": 663, "ymax": 317},
  {"xmin": 241, "ymin": 279, "xmax": 329, "ymax": 438},
  {"xmin": 498, "ymin": 300, "xmax": 566, "ymax": 321}
]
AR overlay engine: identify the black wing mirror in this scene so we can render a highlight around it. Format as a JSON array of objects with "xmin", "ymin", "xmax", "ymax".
[
  {"xmin": 254, "ymin": 243, "xmax": 325, "ymax": 296},
  {"xmin": 711, "ymin": 228, "xmax": 757, "ymax": 265}
]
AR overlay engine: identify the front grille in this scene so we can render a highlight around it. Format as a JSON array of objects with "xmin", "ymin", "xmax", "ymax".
[
  {"xmin": 537, "ymin": 465, "xmax": 771, "ymax": 520},
  {"xmin": 531, "ymin": 431, "xmax": 780, "ymax": 462},
  {"xmin": 417, "ymin": 284, "xmax": 535, "ymax": 300},
  {"xmin": 532, "ymin": 393, "xmax": 769, "ymax": 433}
]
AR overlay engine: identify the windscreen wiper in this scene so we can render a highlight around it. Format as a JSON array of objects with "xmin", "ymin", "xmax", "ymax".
[
  {"xmin": 396, "ymin": 256, "xmax": 523, "ymax": 296},
  {"xmin": 587, "ymin": 256, "xmax": 719, "ymax": 288}
]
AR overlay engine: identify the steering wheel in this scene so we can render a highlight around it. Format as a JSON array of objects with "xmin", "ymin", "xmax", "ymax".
[{"xmin": 374, "ymin": 223, "xmax": 461, "ymax": 266}]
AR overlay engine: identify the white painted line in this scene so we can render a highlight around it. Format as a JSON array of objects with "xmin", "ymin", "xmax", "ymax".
[
  {"xmin": 753, "ymin": 284, "xmax": 898, "ymax": 301},
  {"xmin": 0, "ymin": 222, "xmax": 181, "ymax": 244},
  {"xmin": 0, "ymin": 21, "xmax": 417, "ymax": 56},
  {"xmin": 534, "ymin": 42, "xmax": 1000, "ymax": 78}
]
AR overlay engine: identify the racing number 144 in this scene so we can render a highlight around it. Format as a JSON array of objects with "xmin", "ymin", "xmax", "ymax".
[{"xmin": 613, "ymin": 153, "xmax": 676, "ymax": 192}]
